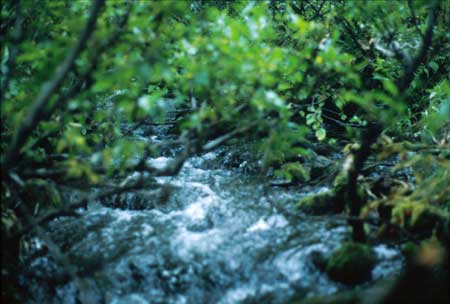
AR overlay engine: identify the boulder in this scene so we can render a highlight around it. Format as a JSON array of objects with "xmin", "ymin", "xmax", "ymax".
[
  {"xmin": 325, "ymin": 242, "xmax": 377, "ymax": 285},
  {"xmin": 297, "ymin": 191, "xmax": 337, "ymax": 214}
]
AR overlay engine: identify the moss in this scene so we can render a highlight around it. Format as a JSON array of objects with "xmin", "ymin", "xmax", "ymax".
[
  {"xmin": 392, "ymin": 201, "xmax": 450, "ymax": 239},
  {"xmin": 401, "ymin": 241, "xmax": 419, "ymax": 263},
  {"xmin": 326, "ymin": 242, "xmax": 377, "ymax": 285},
  {"xmin": 308, "ymin": 154, "xmax": 335, "ymax": 180},
  {"xmin": 297, "ymin": 151, "xmax": 369, "ymax": 215},
  {"xmin": 297, "ymin": 185, "xmax": 350, "ymax": 214},
  {"xmin": 332, "ymin": 170, "xmax": 348, "ymax": 195},
  {"xmin": 297, "ymin": 191, "xmax": 336, "ymax": 215},
  {"xmin": 282, "ymin": 162, "xmax": 310, "ymax": 182}
]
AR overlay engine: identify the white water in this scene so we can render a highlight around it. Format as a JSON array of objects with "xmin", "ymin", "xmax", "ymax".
[{"xmin": 23, "ymin": 142, "xmax": 403, "ymax": 304}]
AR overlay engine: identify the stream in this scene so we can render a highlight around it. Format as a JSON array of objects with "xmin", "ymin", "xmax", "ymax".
[{"xmin": 21, "ymin": 123, "xmax": 403, "ymax": 304}]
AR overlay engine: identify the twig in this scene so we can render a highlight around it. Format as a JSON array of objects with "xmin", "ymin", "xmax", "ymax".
[{"xmin": 322, "ymin": 112, "xmax": 366, "ymax": 128}]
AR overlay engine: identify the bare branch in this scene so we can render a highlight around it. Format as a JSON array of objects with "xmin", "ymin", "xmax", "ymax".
[{"xmin": 202, "ymin": 124, "xmax": 254, "ymax": 151}]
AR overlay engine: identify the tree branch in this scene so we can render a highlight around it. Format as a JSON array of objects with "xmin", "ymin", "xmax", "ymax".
[
  {"xmin": 2, "ymin": 0, "xmax": 105, "ymax": 174},
  {"xmin": 15, "ymin": 174, "xmax": 151, "ymax": 237},
  {"xmin": 0, "ymin": 0, "xmax": 24, "ymax": 103},
  {"xmin": 6, "ymin": 175, "xmax": 94, "ymax": 304},
  {"xmin": 397, "ymin": 2, "xmax": 437, "ymax": 93},
  {"xmin": 14, "ymin": 122, "xmax": 254, "ymax": 237},
  {"xmin": 408, "ymin": 0, "xmax": 425, "ymax": 40},
  {"xmin": 341, "ymin": 4, "xmax": 438, "ymax": 243}
]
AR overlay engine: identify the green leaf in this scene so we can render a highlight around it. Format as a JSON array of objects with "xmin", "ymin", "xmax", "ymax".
[
  {"xmin": 315, "ymin": 128, "xmax": 326, "ymax": 141},
  {"xmin": 429, "ymin": 61, "xmax": 439, "ymax": 73},
  {"xmin": 383, "ymin": 79, "xmax": 398, "ymax": 95}
]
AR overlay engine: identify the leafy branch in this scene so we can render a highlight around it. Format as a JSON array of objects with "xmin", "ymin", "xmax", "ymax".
[{"xmin": 2, "ymin": 0, "xmax": 105, "ymax": 175}]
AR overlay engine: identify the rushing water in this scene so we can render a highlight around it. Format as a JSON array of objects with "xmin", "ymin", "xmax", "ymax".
[{"xmin": 21, "ymin": 125, "xmax": 402, "ymax": 304}]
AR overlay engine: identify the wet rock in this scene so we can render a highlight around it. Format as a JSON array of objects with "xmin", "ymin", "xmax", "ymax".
[
  {"xmin": 77, "ymin": 278, "xmax": 104, "ymax": 304},
  {"xmin": 297, "ymin": 158, "xmax": 349, "ymax": 215},
  {"xmin": 307, "ymin": 154, "xmax": 335, "ymax": 180},
  {"xmin": 128, "ymin": 261, "xmax": 146, "ymax": 282},
  {"xmin": 309, "ymin": 250, "xmax": 327, "ymax": 272},
  {"xmin": 291, "ymin": 276, "xmax": 397, "ymax": 304},
  {"xmin": 100, "ymin": 185, "xmax": 174, "ymax": 210},
  {"xmin": 48, "ymin": 224, "xmax": 89, "ymax": 252},
  {"xmin": 297, "ymin": 191, "xmax": 338, "ymax": 215},
  {"xmin": 280, "ymin": 162, "xmax": 310, "ymax": 183},
  {"xmin": 325, "ymin": 242, "xmax": 377, "ymax": 285},
  {"xmin": 198, "ymin": 142, "xmax": 261, "ymax": 172},
  {"xmin": 291, "ymin": 291, "xmax": 357, "ymax": 304}
]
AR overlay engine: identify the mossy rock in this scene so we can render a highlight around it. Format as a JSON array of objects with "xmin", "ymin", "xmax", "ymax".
[
  {"xmin": 309, "ymin": 250, "xmax": 327, "ymax": 271},
  {"xmin": 297, "ymin": 151, "xmax": 370, "ymax": 215},
  {"xmin": 326, "ymin": 242, "xmax": 377, "ymax": 285},
  {"xmin": 297, "ymin": 191, "xmax": 336, "ymax": 215},
  {"xmin": 297, "ymin": 186, "xmax": 348, "ymax": 215},
  {"xmin": 275, "ymin": 161, "xmax": 310, "ymax": 183},
  {"xmin": 305, "ymin": 153, "xmax": 335, "ymax": 180}
]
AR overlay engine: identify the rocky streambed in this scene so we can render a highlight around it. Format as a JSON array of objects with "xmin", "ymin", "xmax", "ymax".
[{"xmin": 21, "ymin": 125, "xmax": 403, "ymax": 304}]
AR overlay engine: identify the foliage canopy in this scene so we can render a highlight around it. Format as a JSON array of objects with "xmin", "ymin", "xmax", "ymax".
[{"xmin": 1, "ymin": 0, "xmax": 449, "ymax": 301}]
